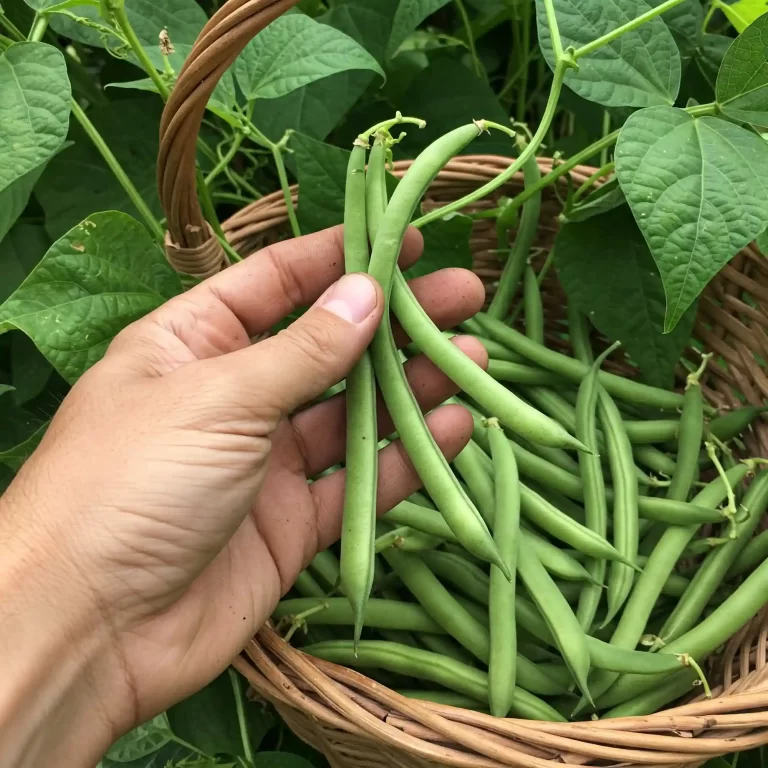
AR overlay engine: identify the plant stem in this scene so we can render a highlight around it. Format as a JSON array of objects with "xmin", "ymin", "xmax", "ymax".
[
  {"xmin": 574, "ymin": 0, "xmax": 688, "ymax": 59},
  {"xmin": 197, "ymin": 166, "xmax": 243, "ymax": 263},
  {"xmin": 271, "ymin": 141, "xmax": 301, "ymax": 238},
  {"xmin": 205, "ymin": 133, "xmax": 245, "ymax": 187},
  {"xmin": 70, "ymin": 100, "xmax": 165, "ymax": 243},
  {"xmin": 600, "ymin": 110, "xmax": 611, "ymax": 167},
  {"xmin": 573, "ymin": 161, "xmax": 615, "ymax": 202},
  {"xmin": 0, "ymin": 11, "xmax": 24, "ymax": 41},
  {"xmin": 108, "ymin": 0, "xmax": 170, "ymax": 101},
  {"xmin": 518, "ymin": 1, "xmax": 531, "ymax": 123},
  {"xmin": 413, "ymin": 59, "xmax": 570, "ymax": 229},
  {"xmin": 542, "ymin": 0, "xmax": 564, "ymax": 61},
  {"xmin": 702, "ymin": 0, "xmax": 718, "ymax": 32},
  {"xmin": 28, "ymin": 13, "xmax": 48, "ymax": 42},
  {"xmin": 229, "ymin": 668, "xmax": 254, "ymax": 765},
  {"xmin": 456, "ymin": 0, "xmax": 484, "ymax": 80}
]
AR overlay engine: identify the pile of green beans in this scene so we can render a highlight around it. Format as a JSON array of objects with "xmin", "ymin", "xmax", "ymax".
[{"xmin": 275, "ymin": 116, "xmax": 768, "ymax": 721}]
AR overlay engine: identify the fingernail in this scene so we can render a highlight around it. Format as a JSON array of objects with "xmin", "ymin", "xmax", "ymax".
[{"xmin": 319, "ymin": 273, "xmax": 378, "ymax": 324}]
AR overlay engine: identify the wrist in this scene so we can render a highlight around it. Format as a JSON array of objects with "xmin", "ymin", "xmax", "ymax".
[{"xmin": 0, "ymin": 488, "xmax": 135, "ymax": 766}]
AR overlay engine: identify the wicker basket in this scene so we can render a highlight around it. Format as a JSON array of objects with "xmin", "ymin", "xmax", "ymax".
[{"xmin": 157, "ymin": 1, "xmax": 768, "ymax": 765}]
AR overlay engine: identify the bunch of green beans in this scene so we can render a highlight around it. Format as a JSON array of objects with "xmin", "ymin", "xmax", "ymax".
[{"xmin": 274, "ymin": 116, "xmax": 768, "ymax": 722}]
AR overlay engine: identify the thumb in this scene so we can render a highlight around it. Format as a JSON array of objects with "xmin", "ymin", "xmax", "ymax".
[{"xmin": 216, "ymin": 272, "xmax": 383, "ymax": 417}]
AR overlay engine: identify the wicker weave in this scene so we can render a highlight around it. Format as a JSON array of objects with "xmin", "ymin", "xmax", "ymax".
[{"xmin": 157, "ymin": 1, "xmax": 768, "ymax": 764}]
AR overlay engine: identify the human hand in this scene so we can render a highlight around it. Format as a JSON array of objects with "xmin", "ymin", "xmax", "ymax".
[{"xmin": 0, "ymin": 226, "xmax": 487, "ymax": 765}]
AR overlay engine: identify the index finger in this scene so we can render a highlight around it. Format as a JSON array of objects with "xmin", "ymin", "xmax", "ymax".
[{"xmin": 183, "ymin": 225, "xmax": 424, "ymax": 337}]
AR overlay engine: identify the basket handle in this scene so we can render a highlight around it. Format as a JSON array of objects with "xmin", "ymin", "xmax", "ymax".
[{"xmin": 157, "ymin": 0, "xmax": 301, "ymax": 278}]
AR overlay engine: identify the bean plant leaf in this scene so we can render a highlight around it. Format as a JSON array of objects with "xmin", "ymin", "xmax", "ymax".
[
  {"xmin": 0, "ymin": 418, "xmax": 49, "ymax": 471},
  {"xmin": 234, "ymin": 13, "xmax": 384, "ymax": 102},
  {"xmin": 0, "ymin": 398, "xmax": 45, "ymax": 469},
  {"xmin": 647, "ymin": 0, "xmax": 703, "ymax": 61},
  {"xmin": 535, "ymin": 0, "xmax": 682, "ymax": 108},
  {"xmin": 696, "ymin": 34, "xmax": 734, "ymax": 88},
  {"xmin": 403, "ymin": 213, "xmax": 474, "ymax": 279},
  {"xmin": 758, "ymin": 226, "xmax": 768, "ymax": 254},
  {"xmin": 0, "ymin": 43, "xmax": 71, "ymax": 206},
  {"xmin": 616, "ymin": 106, "xmax": 768, "ymax": 331},
  {"xmin": 37, "ymin": 97, "xmax": 164, "ymax": 239},
  {"xmin": 716, "ymin": 15, "xmax": 768, "ymax": 125},
  {"xmin": 11, "ymin": 334, "xmax": 53, "ymax": 405},
  {"xmin": 253, "ymin": 755, "xmax": 318, "ymax": 768},
  {"xmin": 555, "ymin": 206, "xmax": 696, "ymax": 388},
  {"xmin": 388, "ymin": 0, "xmax": 454, "ymax": 57},
  {"xmin": 24, "ymin": 0, "xmax": 208, "ymax": 72},
  {"xmin": 564, "ymin": 178, "xmax": 626, "ymax": 222},
  {"xmin": 0, "ymin": 212, "xmax": 182, "ymax": 383},
  {"xmin": 320, "ymin": 0, "xmax": 399, "ymax": 64},
  {"xmin": 718, "ymin": 0, "xmax": 768, "ymax": 33},
  {"xmin": 167, "ymin": 671, "xmax": 274, "ymax": 759},
  {"xmin": 0, "ymin": 222, "xmax": 51, "ymax": 304},
  {"xmin": 106, "ymin": 715, "xmax": 172, "ymax": 763}
]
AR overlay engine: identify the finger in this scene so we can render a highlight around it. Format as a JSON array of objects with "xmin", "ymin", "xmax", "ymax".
[
  {"xmin": 141, "ymin": 226, "xmax": 424, "ymax": 348},
  {"xmin": 211, "ymin": 273, "xmax": 383, "ymax": 421},
  {"xmin": 311, "ymin": 404, "xmax": 474, "ymax": 552},
  {"xmin": 391, "ymin": 268, "xmax": 485, "ymax": 348},
  {"xmin": 292, "ymin": 335, "xmax": 488, "ymax": 476}
]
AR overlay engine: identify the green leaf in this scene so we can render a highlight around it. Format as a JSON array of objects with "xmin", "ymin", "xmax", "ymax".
[
  {"xmin": 696, "ymin": 34, "xmax": 734, "ymax": 88},
  {"xmin": 536, "ymin": 0, "xmax": 682, "ymax": 108},
  {"xmin": 564, "ymin": 178, "xmax": 626, "ymax": 222},
  {"xmin": 0, "ymin": 212, "xmax": 182, "ymax": 383},
  {"xmin": 398, "ymin": 56, "xmax": 513, "ymax": 156},
  {"xmin": 292, "ymin": 133, "xmax": 350, "ymax": 234},
  {"xmin": 758, "ymin": 226, "xmax": 768, "ymax": 254},
  {"xmin": 0, "ymin": 43, "xmax": 71, "ymax": 202},
  {"xmin": 0, "ymin": 399, "xmax": 44, "ymax": 461},
  {"xmin": 717, "ymin": 14, "xmax": 768, "ymax": 125},
  {"xmin": 404, "ymin": 213, "xmax": 474, "ymax": 279},
  {"xmin": 25, "ymin": 0, "xmax": 208, "ymax": 73},
  {"xmin": 319, "ymin": 0, "xmax": 399, "ymax": 64},
  {"xmin": 647, "ymin": 0, "xmax": 703, "ymax": 61},
  {"xmin": 37, "ymin": 97, "xmax": 164, "ymax": 239},
  {"xmin": 106, "ymin": 715, "xmax": 172, "ymax": 763},
  {"xmin": 233, "ymin": 13, "xmax": 383, "ymax": 102},
  {"xmin": 718, "ymin": 0, "xmax": 768, "ymax": 34},
  {"xmin": 0, "ymin": 419, "xmax": 48, "ymax": 471},
  {"xmin": 388, "ymin": 0, "xmax": 454, "ymax": 57},
  {"xmin": 555, "ymin": 206, "xmax": 696, "ymax": 388},
  {"xmin": 167, "ymin": 671, "xmax": 274, "ymax": 759},
  {"xmin": 0, "ymin": 465, "xmax": 15, "ymax": 494},
  {"xmin": 11, "ymin": 334, "xmax": 53, "ymax": 405},
  {"xmin": 616, "ymin": 106, "xmax": 768, "ymax": 331},
  {"xmin": 0, "ymin": 223, "xmax": 51, "ymax": 305},
  {"xmin": 253, "ymin": 755, "xmax": 319, "ymax": 768}
]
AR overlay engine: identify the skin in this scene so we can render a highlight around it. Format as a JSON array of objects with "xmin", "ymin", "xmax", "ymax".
[{"xmin": 0, "ymin": 225, "xmax": 488, "ymax": 767}]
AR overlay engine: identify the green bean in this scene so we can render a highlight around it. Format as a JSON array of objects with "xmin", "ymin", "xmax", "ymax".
[
  {"xmin": 418, "ymin": 633, "xmax": 477, "ymax": 666},
  {"xmin": 273, "ymin": 598, "xmax": 445, "ymax": 633},
  {"xmin": 568, "ymin": 305, "xmax": 594, "ymax": 365},
  {"xmin": 397, "ymin": 690, "xmax": 488, "ymax": 710},
  {"xmin": 629, "ymin": 497, "xmax": 726, "ymax": 526},
  {"xmin": 727, "ymin": 529, "xmax": 768, "ymax": 579},
  {"xmin": 365, "ymin": 128, "xmax": 506, "ymax": 572},
  {"xmin": 599, "ymin": 388, "xmax": 640, "ymax": 626},
  {"xmin": 488, "ymin": 140, "xmax": 542, "ymax": 320},
  {"xmin": 596, "ymin": 544, "xmax": 768, "ymax": 709},
  {"xmin": 379, "ymin": 630, "xmax": 421, "ymax": 648},
  {"xmin": 385, "ymin": 500, "xmax": 457, "ymax": 541},
  {"xmin": 578, "ymin": 463, "xmax": 751, "ymax": 710},
  {"xmin": 294, "ymin": 570, "xmax": 327, "ymax": 599},
  {"xmin": 667, "ymin": 359, "xmax": 709, "ymax": 503},
  {"xmin": 601, "ymin": 668, "xmax": 698, "ymax": 718},
  {"xmin": 520, "ymin": 483, "xmax": 634, "ymax": 565},
  {"xmin": 374, "ymin": 524, "xmax": 443, "ymax": 554},
  {"xmin": 517, "ymin": 544, "xmax": 592, "ymax": 702},
  {"xmin": 708, "ymin": 406, "xmax": 768, "ymax": 443},
  {"xmin": 310, "ymin": 549, "xmax": 341, "ymax": 592},
  {"xmin": 474, "ymin": 312, "xmax": 689, "ymax": 412},
  {"xmin": 420, "ymin": 549, "xmax": 490, "ymax": 606},
  {"xmin": 383, "ymin": 548, "xmax": 489, "ymax": 661},
  {"xmin": 486, "ymin": 360, "xmax": 566, "ymax": 386},
  {"xmin": 623, "ymin": 420, "xmax": 680, "ymax": 445},
  {"xmin": 634, "ymin": 445, "xmax": 677, "ymax": 477},
  {"xmin": 575, "ymin": 344, "xmax": 612, "ymax": 632},
  {"xmin": 339, "ymin": 138, "xmax": 379, "ymax": 645},
  {"xmin": 524, "ymin": 527, "xmax": 597, "ymax": 583},
  {"xmin": 487, "ymin": 418, "xmax": 520, "ymax": 717},
  {"xmin": 523, "ymin": 263, "xmax": 545, "ymax": 344},
  {"xmin": 454, "ymin": 593, "xmax": 490, "ymax": 626},
  {"xmin": 453, "ymin": 440, "xmax": 496, "ymax": 525},
  {"xmin": 470, "ymin": 335, "xmax": 527, "ymax": 364},
  {"xmin": 655, "ymin": 471, "xmax": 768, "ymax": 648}
]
